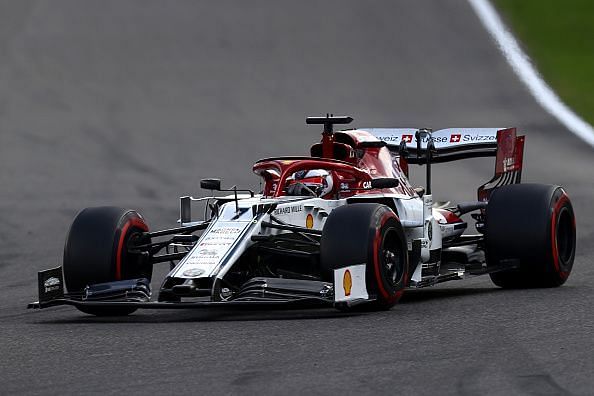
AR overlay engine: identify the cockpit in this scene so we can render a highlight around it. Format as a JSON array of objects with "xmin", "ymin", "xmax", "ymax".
[{"xmin": 253, "ymin": 157, "xmax": 372, "ymax": 199}]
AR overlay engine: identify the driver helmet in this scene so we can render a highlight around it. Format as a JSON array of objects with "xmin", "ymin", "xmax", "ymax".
[{"xmin": 288, "ymin": 169, "xmax": 334, "ymax": 197}]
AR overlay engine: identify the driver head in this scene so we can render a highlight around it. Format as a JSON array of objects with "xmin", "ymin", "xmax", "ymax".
[{"xmin": 287, "ymin": 169, "xmax": 334, "ymax": 198}]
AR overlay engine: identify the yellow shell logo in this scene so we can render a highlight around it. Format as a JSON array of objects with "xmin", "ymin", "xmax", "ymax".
[
  {"xmin": 306, "ymin": 214, "xmax": 314, "ymax": 229},
  {"xmin": 343, "ymin": 269, "xmax": 352, "ymax": 296}
]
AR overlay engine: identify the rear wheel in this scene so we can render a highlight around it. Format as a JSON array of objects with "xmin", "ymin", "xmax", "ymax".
[
  {"xmin": 321, "ymin": 203, "xmax": 408, "ymax": 310},
  {"xmin": 485, "ymin": 184, "xmax": 576, "ymax": 288},
  {"xmin": 63, "ymin": 207, "xmax": 152, "ymax": 315}
]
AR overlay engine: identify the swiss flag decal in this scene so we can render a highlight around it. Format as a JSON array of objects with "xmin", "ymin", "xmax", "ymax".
[
  {"xmin": 402, "ymin": 134, "xmax": 413, "ymax": 143},
  {"xmin": 450, "ymin": 134, "xmax": 461, "ymax": 143}
]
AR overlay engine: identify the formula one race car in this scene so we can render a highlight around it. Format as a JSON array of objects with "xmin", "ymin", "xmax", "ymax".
[{"xmin": 29, "ymin": 115, "xmax": 577, "ymax": 315}]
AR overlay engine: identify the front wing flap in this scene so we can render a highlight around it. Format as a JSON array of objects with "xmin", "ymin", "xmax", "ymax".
[{"xmin": 28, "ymin": 267, "xmax": 337, "ymax": 311}]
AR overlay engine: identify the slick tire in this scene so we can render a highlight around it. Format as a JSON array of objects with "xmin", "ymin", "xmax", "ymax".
[
  {"xmin": 485, "ymin": 184, "xmax": 576, "ymax": 288},
  {"xmin": 321, "ymin": 203, "xmax": 408, "ymax": 311},
  {"xmin": 63, "ymin": 207, "xmax": 152, "ymax": 316}
]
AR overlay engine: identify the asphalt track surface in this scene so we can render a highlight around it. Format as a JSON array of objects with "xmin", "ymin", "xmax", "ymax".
[{"xmin": 1, "ymin": 1, "xmax": 593, "ymax": 394}]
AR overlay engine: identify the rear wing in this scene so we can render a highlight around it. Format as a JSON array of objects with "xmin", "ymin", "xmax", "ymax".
[
  {"xmin": 363, "ymin": 127, "xmax": 525, "ymax": 201},
  {"xmin": 365, "ymin": 128, "xmax": 505, "ymax": 163}
]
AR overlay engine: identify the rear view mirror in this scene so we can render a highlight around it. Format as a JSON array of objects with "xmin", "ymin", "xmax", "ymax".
[
  {"xmin": 370, "ymin": 178, "xmax": 399, "ymax": 189},
  {"xmin": 200, "ymin": 178, "xmax": 221, "ymax": 191}
]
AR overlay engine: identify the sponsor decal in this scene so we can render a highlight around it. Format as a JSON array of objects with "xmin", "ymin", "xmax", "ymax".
[
  {"xmin": 378, "ymin": 135, "xmax": 399, "ymax": 142},
  {"xmin": 198, "ymin": 249, "xmax": 218, "ymax": 256},
  {"xmin": 210, "ymin": 227, "xmax": 242, "ymax": 234},
  {"xmin": 198, "ymin": 241, "xmax": 221, "ymax": 246},
  {"xmin": 44, "ymin": 277, "xmax": 60, "ymax": 287},
  {"xmin": 462, "ymin": 134, "xmax": 496, "ymax": 142},
  {"xmin": 418, "ymin": 136, "xmax": 448, "ymax": 144},
  {"xmin": 500, "ymin": 132, "xmax": 516, "ymax": 172},
  {"xmin": 273, "ymin": 204, "xmax": 303, "ymax": 216},
  {"xmin": 333, "ymin": 264, "xmax": 368, "ymax": 302},
  {"xmin": 401, "ymin": 134, "xmax": 413, "ymax": 143},
  {"xmin": 182, "ymin": 268, "xmax": 205, "ymax": 277},
  {"xmin": 38, "ymin": 267, "xmax": 64, "ymax": 302},
  {"xmin": 362, "ymin": 181, "xmax": 372, "ymax": 189},
  {"xmin": 343, "ymin": 269, "xmax": 352, "ymax": 296},
  {"xmin": 44, "ymin": 277, "xmax": 60, "ymax": 293},
  {"xmin": 253, "ymin": 203, "xmax": 277, "ymax": 216},
  {"xmin": 306, "ymin": 214, "xmax": 314, "ymax": 229},
  {"xmin": 503, "ymin": 157, "xmax": 515, "ymax": 172},
  {"xmin": 450, "ymin": 134, "xmax": 461, "ymax": 143},
  {"xmin": 178, "ymin": 221, "xmax": 250, "ymax": 276}
]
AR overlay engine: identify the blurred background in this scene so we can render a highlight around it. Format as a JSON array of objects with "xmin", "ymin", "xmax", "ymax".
[
  {"xmin": 0, "ymin": 1, "xmax": 593, "ymax": 394},
  {"xmin": 496, "ymin": 0, "xmax": 594, "ymax": 125}
]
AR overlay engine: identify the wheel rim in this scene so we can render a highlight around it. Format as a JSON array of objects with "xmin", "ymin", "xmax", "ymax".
[{"xmin": 381, "ymin": 228, "xmax": 403, "ymax": 287}]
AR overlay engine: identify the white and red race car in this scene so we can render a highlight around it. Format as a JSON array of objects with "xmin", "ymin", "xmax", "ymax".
[{"xmin": 30, "ymin": 115, "xmax": 576, "ymax": 315}]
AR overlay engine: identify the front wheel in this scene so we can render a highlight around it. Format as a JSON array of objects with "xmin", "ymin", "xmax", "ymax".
[
  {"xmin": 63, "ymin": 207, "xmax": 152, "ymax": 316},
  {"xmin": 321, "ymin": 203, "xmax": 409, "ymax": 310}
]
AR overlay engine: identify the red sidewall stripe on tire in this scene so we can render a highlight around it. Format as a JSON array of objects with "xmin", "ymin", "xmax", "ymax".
[
  {"xmin": 373, "ymin": 211, "xmax": 403, "ymax": 304},
  {"xmin": 116, "ymin": 217, "xmax": 148, "ymax": 280},
  {"xmin": 551, "ymin": 193, "xmax": 570, "ymax": 278}
]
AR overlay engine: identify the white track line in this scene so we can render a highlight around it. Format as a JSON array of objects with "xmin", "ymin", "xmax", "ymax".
[{"xmin": 468, "ymin": 0, "xmax": 594, "ymax": 148}]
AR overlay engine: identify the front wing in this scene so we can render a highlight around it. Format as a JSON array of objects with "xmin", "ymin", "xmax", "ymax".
[{"xmin": 28, "ymin": 266, "xmax": 371, "ymax": 311}]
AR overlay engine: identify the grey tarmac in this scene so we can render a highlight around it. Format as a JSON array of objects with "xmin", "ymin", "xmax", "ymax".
[{"xmin": 0, "ymin": 1, "xmax": 592, "ymax": 394}]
